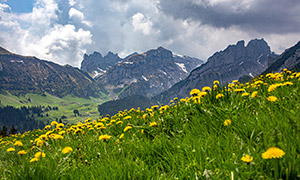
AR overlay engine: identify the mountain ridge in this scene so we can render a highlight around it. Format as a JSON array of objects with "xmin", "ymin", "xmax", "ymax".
[
  {"xmin": 155, "ymin": 38, "xmax": 275, "ymax": 104},
  {"xmin": 0, "ymin": 47, "xmax": 108, "ymax": 99}
]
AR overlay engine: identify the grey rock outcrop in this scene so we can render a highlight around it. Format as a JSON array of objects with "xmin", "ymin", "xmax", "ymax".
[{"xmin": 156, "ymin": 38, "xmax": 274, "ymax": 104}]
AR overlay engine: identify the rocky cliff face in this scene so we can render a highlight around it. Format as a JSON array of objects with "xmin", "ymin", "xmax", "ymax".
[
  {"xmin": 264, "ymin": 41, "xmax": 300, "ymax": 74},
  {"xmin": 95, "ymin": 47, "xmax": 203, "ymax": 98},
  {"xmin": 0, "ymin": 47, "xmax": 107, "ymax": 98},
  {"xmin": 80, "ymin": 51, "xmax": 122, "ymax": 78},
  {"xmin": 156, "ymin": 39, "xmax": 274, "ymax": 104}
]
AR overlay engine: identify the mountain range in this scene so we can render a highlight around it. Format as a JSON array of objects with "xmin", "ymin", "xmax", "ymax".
[
  {"xmin": 155, "ymin": 39, "xmax": 278, "ymax": 103},
  {"xmin": 88, "ymin": 47, "xmax": 203, "ymax": 98},
  {"xmin": 1, "ymin": 39, "xmax": 300, "ymax": 115}
]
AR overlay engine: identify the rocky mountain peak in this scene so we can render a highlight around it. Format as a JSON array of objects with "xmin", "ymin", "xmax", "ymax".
[
  {"xmin": 236, "ymin": 40, "xmax": 245, "ymax": 47},
  {"xmin": 145, "ymin": 46, "xmax": 173, "ymax": 59},
  {"xmin": 80, "ymin": 51, "xmax": 122, "ymax": 77},
  {"xmin": 0, "ymin": 46, "xmax": 12, "ymax": 55}
]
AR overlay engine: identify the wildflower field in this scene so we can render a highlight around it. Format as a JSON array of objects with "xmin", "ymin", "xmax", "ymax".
[{"xmin": 1, "ymin": 69, "xmax": 300, "ymax": 179}]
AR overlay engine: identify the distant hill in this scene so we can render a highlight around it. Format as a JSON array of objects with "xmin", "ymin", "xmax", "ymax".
[
  {"xmin": 263, "ymin": 41, "xmax": 300, "ymax": 74},
  {"xmin": 97, "ymin": 95, "xmax": 157, "ymax": 116},
  {"xmin": 94, "ymin": 47, "xmax": 204, "ymax": 99},
  {"xmin": 155, "ymin": 39, "xmax": 276, "ymax": 104},
  {"xmin": 0, "ymin": 47, "xmax": 108, "ymax": 99}
]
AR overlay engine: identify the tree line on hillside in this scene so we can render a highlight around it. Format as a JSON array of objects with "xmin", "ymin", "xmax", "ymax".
[{"xmin": 0, "ymin": 105, "xmax": 58, "ymax": 136}]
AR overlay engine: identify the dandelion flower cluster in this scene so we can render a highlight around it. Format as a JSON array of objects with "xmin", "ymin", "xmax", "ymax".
[{"xmin": 262, "ymin": 147, "xmax": 285, "ymax": 159}]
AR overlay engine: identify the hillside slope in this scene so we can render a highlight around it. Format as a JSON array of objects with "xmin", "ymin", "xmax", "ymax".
[{"xmin": 0, "ymin": 47, "xmax": 108, "ymax": 99}]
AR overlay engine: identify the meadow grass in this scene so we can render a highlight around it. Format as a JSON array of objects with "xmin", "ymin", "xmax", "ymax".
[
  {"xmin": 0, "ymin": 92, "xmax": 110, "ymax": 124},
  {"xmin": 1, "ymin": 69, "xmax": 300, "ymax": 179}
]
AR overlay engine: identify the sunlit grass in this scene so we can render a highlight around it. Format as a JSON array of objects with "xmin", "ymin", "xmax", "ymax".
[{"xmin": 1, "ymin": 69, "xmax": 300, "ymax": 179}]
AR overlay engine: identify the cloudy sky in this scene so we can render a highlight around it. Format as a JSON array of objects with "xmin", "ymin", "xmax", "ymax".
[{"xmin": 0, "ymin": 0, "xmax": 300, "ymax": 67}]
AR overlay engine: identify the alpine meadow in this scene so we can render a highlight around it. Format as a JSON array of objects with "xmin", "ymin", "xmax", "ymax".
[{"xmin": 1, "ymin": 69, "xmax": 300, "ymax": 179}]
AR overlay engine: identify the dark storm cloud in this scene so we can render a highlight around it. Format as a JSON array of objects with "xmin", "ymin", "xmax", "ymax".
[{"xmin": 158, "ymin": 0, "xmax": 300, "ymax": 34}]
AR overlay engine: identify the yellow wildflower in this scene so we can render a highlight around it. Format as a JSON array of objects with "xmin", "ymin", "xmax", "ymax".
[
  {"xmin": 149, "ymin": 122, "xmax": 158, "ymax": 127},
  {"xmin": 18, "ymin": 150, "xmax": 27, "ymax": 155},
  {"xmin": 223, "ymin": 119, "xmax": 231, "ymax": 126},
  {"xmin": 99, "ymin": 135, "xmax": 112, "ymax": 141},
  {"xmin": 14, "ymin": 141, "xmax": 23, "ymax": 146},
  {"xmin": 202, "ymin": 86, "xmax": 212, "ymax": 92},
  {"xmin": 44, "ymin": 125, "xmax": 51, "ymax": 130},
  {"xmin": 267, "ymin": 96, "xmax": 277, "ymax": 102},
  {"xmin": 241, "ymin": 154, "xmax": 253, "ymax": 163},
  {"xmin": 234, "ymin": 88, "xmax": 245, "ymax": 93},
  {"xmin": 116, "ymin": 121, "xmax": 123, "ymax": 125},
  {"xmin": 268, "ymin": 84, "xmax": 278, "ymax": 92},
  {"xmin": 213, "ymin": 80, "xmax": 219, "ymax": 85},
  {"xmin": 6, "ymin": 148, "xmax": 15, "ymax": 152},
  {"xmin": 262, "ymin": 147, "xmax": 285, "ymax": 159},
  {"xmin": 30, "ymin": 157, "xmax": 39, "ymax": 163},
  {"xmin": 62, "ymin": 146, "xmax": 73, "ymax": 154},
  {"xmin": 124, "ymin": 126, "xmax": 132, "ymax": 132},
  {"xmin": 216, "ymin": 93, "xmax": 224, "ymax": 99},
  {"xmin": 34, "ymin": 151, "xmax": 46, "ymax": 158},
  {"xmin": 251, "ymin": 91, "xmax": 258, "ymax": 98},
  {"xmin": 51, "ymin": 121, "xmax": 58, "ymax": 126},
  {"xmin": 142, "ymin": 114, "xmax": 147, "ymax": 119},
  {"xmin": 190, "ymin": 89, "xmax": 201, "ymax": 96},
  {"xmin": 123, "ymin": 116, "xmax": 132, "ymax": 120},
  {"xmin": 241, "ymin": 92, "xmax": 249, "ymax": 97},
  {"xmin": 119, "ymin": 133, "xmax": 124, "ymax": 139}
]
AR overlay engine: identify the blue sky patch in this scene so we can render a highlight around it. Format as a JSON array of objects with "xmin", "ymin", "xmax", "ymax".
[{"xmin": 5, "ymin": 0, "xmax": 35, "ymax": 13}]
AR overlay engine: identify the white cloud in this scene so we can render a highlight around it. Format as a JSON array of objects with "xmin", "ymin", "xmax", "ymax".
[
  {"xmin": 69, "ymin": 7, "xmax": 92, "ymax": 27},
  {"xmin": 132, "ymin": 12, "xmax": 153, "ymax": 35},
  {"xmin": 0, "ymin": 3, "xmax": 10, "ymax": 11},
  {"xmin": 0, "ymin": 0, "xmax": 300, "ymax": 69},
  {"xmin": 69, "ymin": 0, "xmax": 76, "ymax": 6}
]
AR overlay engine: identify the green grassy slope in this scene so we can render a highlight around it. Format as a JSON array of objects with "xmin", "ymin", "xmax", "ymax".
[
  {"xmin": 0, "ymin": 92, "xmax": 110, "ymax": 124},
  {"xmin": 1, "ymin": 70, "xmax": 300, "ymax": 179}
]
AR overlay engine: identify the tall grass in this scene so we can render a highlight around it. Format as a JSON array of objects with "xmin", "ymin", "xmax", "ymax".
[{"xmin": 1, "ymin": 69, "xmax": 300, "ymax": 179}]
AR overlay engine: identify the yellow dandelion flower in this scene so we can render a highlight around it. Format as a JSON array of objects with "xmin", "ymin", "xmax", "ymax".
[
  {"xmin": 202, "ymin": 86, "xmax": 212, "ymax": 92},
  {"xmin": 18, "ymin": 150, "xmax": 27, "ymax": 155},
  {"xmin": 190, "ymin": 89, "xmax": 201, "ymax": 96},
  {"xmin": 241, "ymin": 92, "xmax": 249, "ymax": 97},
  {"xmin": 149, "ymin": 122, "xmax": 158, "ymax": 127},
  {"xmin": 62, "ymin": 146, "xmax": 73, "ymax": 154},
  {"xmin": 262, "ymin": 147, "xmax": 285, "ymax": 159},
  {"xmin": 30, "ymin": 157, "xmax": 39, "ymax": 163},
  {"xmin": 123, "ymin": 116, "xmax": 132, "ymax": 120},
  {"xmin": 34, "ymin": 151, "xmax": 46, "ymax": 158},
  {"xmin": 44, "ymin": 125, "xmax": 51, "ymax": 130},
  {"xmin": 142, "ymin": 114, "xmax": 147, "ymax": 119},
  {"xmin": 6, "ymin": 148, "xmax": 15, "ymax": 152},
  {"xmin": 124, "ymin": 126, "xmax": 132, "ymax": 132},
  {"xmin": 14, "ymin": 141, "xmax": 23, "ymax": 146},
  {"xmin": 216, "ymin": 93, "xmax": 224, "ymax": 99},
  {"xmin": 99, "ymin": 135, "xmax": 112, "ymax": 141},
  {"xmin": 119, "ymin": 133, "xmax": 124, "ymax": 139},
  {"xmin": 241, "ymin": 154, "xmax": 253, "ymax": 163},
  {"xmin": 56, "ymin": 123, "xmax": 64, "ymax": 128},
  {"xmin": 251, "ymin": 91, "xmax": 258, "ymax": 98},
  {"xmin": 213, "ymin": 80, "xmax": 219, "ymax": 85},
  {"xmin": 268, "ymin": 84, "xmax": 278, "ymax": 92},
  {"xmin": 223, "ymin": 119, "xmax": 231, "ymax": 126},
  {"xmin": 51, "ymin": 121, "xmax": 58, "ymax": 126},
  {"xmin": 234, "ymin": 88, "xmax": 245, "ymax": 93},
  {"xmin": 267, "ymin": 96, "xmax": 277, "ymax": 102},
  {"xmin": 116, "ymin": 121, "xmax": 123, "ymax": 125}
]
